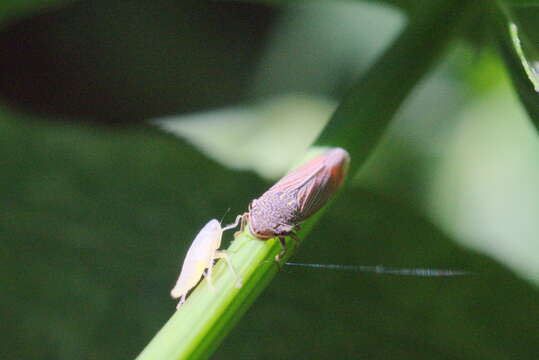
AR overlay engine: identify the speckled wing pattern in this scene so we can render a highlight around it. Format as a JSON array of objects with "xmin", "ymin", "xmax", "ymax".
[{"xmin": 266, "ymin": 148, "xmax": 349, "ymax": 222}]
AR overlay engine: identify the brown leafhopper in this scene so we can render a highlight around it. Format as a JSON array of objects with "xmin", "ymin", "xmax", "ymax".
[{"xmin": 240, "ymin": 147, "xmax": 350, "ymax": 259}]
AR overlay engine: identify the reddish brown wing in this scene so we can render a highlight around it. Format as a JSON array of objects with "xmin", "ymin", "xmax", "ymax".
[
  {"xmin": 266, "ymin": 153, "xmax": 327, "ymax": 194},
  {"xmin": 295, "ymin": 148, "xmax": 349, "ymax": 219},
  {"xmin": 267, "ymin": 148, "xmax": 350, "ymax": 221},
  {"xmin": 296, "ymin": 169, "xmax": 331, "ymax": 218}
]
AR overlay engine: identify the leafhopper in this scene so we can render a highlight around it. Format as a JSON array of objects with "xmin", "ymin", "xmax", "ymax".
[
  {"xmin": 171, "ymin": 217, "xmax": 242, "ymax": 309},
  {"xmin": 240, "ymin": 147, "xmax": 350, "ymax": 259}
]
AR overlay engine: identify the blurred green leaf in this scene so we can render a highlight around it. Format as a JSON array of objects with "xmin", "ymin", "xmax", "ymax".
[
  {"xmin": 249, "ymin": 2, "xmax": 403, "ymax": 99},
  {"xmin": 152, "ymin": 94, "xmax": 335, "ymax": 180},
  {"xmin": 428, "ymin": 83, "xmax": 539, "ymax": 283},
  {"xmin": 0, "ymin": 106, "xmax": 265, "ymax": 359},
  {"xmin": 499, "ymin": 0, "xmax": 539, "ymax": 6},
  {"xmin": 217, "ymin": 189, "xmax": 539, "ymax": 359},
  {"xmin": 496, "ymin": 7, "xmax": 539, "ymax": 129},
  {"xmin": 233, "ymin": 0, "xmax": 420, "ymax": 13},
  {"xmin": 509, "ymin": 22, "xmax": 539, "ymax": 91},
  {"xmin": 4, "ymin": 108, "xmax": 539, "ymax": 360},
  {"xmin": 0, "ymin": 0, "xmax": 75, "ymax": 25}
]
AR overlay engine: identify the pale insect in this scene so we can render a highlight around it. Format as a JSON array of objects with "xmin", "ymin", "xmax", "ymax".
[{"xmin": 171, "ymin": 216, "xmax": 242, "ymax": 309}]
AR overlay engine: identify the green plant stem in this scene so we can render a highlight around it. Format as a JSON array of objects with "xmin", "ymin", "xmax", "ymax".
[
  {"xmin": 135, "ymin": 1, "xmax": 471, "ymax": 359},
  {"xmin": 317, "ymin": 0, "xmax": 472, "ymax": 176}
]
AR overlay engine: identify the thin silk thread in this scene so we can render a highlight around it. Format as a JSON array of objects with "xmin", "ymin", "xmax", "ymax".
[{"xmin": 284, "ymin": 262, "xmax": 471, "ymax": 277}]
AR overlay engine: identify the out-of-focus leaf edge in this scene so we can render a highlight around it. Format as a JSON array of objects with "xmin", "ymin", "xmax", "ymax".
[
  {"xmin": 226, "ymin": 0, "xmax": 418, "ymax": 13},
  {"xmin": 495, "ymin": 9, "xmax": 539, "ymax": 132}
]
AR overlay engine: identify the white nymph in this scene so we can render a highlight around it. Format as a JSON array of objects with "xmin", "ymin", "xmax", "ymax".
[{"xmin": 170, "ymin": 217, "xmax": 242, "ymax": 309}]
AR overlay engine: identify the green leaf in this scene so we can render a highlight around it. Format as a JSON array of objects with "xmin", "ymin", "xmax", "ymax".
[
  {"xmin": 495, "ymin": 6, "xmax": 539, "ymax": 130},
  {"xmin": 230, "ymin": 0, "xmax": 420, "ymax": 13},
  {"xmin": 152, "ymin": 94, "xmax": 335, "ymax": 180},
  {"xmin": 428, "ymin": 83, "xmax": 539, "ymax": 282},
  {"xmin": 0, "ymin": 105, "xmax": 269, "ymax": 359},
  {"xmin": 509, "ymin": 22, "xmax": 539, "ymax": 91},
  {"xmin": 4, "ymin": 103, "xmax": 539, "ymax": 359},
  {"xmin": 498, "ymin": 0, "xmax": 539, "ymax": 6},
  {"xmin": 0, "ymin": 0, "xmax": 75, "ymax": 26}
]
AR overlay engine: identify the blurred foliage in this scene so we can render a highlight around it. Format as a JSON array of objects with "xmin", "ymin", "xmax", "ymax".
[
  {"xmin": 0, "ymin": 0, "xmax": 74, "ymax": 25},
  {"xmin": 2, "ymin": 0, "xmax": 539, "ymax": 359},
  {"xmin": 218, "ymin": 189, "xmax": 539, "ymax": 359},
  {"xmin": 0, "ymin": 108, "xmax": 265, "ymax": 359},
  {"xmin": 153, "ymin": 94, "xmax": 335, "ymax": 179},
  {"xmin": 3, "ymin": 105, "xmax": 539, "ymax": 359},
  {"xmin": 496, "ymin": 6, "xmax": 539, "ymax": 128}
]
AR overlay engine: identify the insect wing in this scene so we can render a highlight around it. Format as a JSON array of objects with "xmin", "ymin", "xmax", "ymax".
[
  {"xmin": 266, "ymin": 155, "xmax": 326, "ymax": 194},
  {"xmin": 267, "ymin": 148, "xmax": 349, "ymax": 220},
  {"xmin": 296, "ymin": 168, "xmax": 332, "ymax": 218},
  {"xmin": 298, "ymin": 148, "xmax": 349, "ymax": 217}
]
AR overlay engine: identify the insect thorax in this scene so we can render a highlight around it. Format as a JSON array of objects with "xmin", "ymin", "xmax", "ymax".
[{"xmin": 248, "ymin": 191, "xmax": 300, "ymax": 238}]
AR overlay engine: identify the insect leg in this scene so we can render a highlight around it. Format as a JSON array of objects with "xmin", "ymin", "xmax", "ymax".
[
  {"xmin": 275, "ymin": 237, "xmax": 288, "ymax": 262},
  {"xmin": 222, "ymin": 214, "xmax": 243, "ymax": 232},
  {"xmin": 215, "ymin": 250, "xmax": 243, "ymax": 288},
  {"xmin": 289, "ymin": 232, "xmax": 301, "ymax": 247},
  {"xmin": 234, "ymin": 213, "xmax": 249, "ymax": 237},
  {"xmin": 204, "ymin": 256, "xmax": 217, "ymax": 292},
  {"xmin": 176, "ymin": 294, "xmax": 187, "ymax": 309},
  {"xmin": 275, "ymin": 232, "xmax": 301, "ymax": 262}
]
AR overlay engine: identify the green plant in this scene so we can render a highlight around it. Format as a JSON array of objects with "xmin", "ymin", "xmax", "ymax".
[
  {"xmin": 2, "ymin": 1, "xmax": 539, "ymax": 359},
  {"xmin": 136, "ymin": 1, "xmax": 539, "ymax": 359}
]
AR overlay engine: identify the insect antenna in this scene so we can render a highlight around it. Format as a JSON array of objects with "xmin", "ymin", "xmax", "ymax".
[
  {"xmin": 219, "ymin": 208, "xmax": 231, "ymax": 225},
  {"xmin": 285, "ymin": 262, "xmax": 472, "ymax": 277}
]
